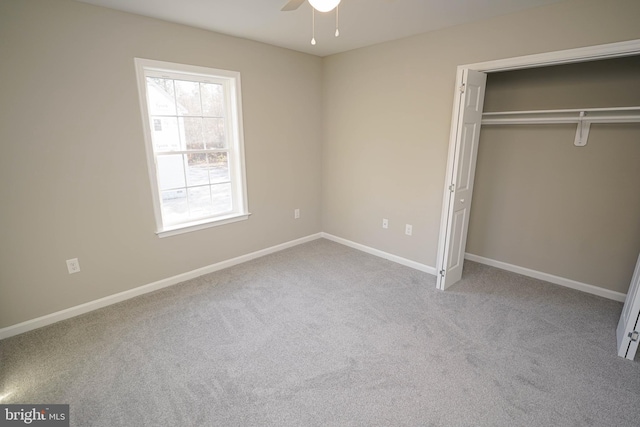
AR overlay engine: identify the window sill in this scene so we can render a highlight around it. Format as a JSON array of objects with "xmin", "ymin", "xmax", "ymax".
[{"xmin": 156, "ymin": 212, "xmax": 251, "ymax": 238}]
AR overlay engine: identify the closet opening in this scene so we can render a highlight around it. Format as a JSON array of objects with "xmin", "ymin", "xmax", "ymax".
[
  {"xmin": 435, "ymin": 40, "xmax": 640, "ymax": 360},
  {"xmin": 437, "ymin": 39, "xmax": 640, "ymax": 294},
  {"xmin": 470, "ymin": 55, "xmax": 640, "ymax": 296}
]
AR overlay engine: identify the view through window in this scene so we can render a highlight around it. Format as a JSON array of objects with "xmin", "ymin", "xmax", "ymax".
[{"xmin": 135, "ymin": 59, "xmax": 249, "ymax": 236}]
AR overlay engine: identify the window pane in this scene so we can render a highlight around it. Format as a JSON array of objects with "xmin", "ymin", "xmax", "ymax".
[
  {"xmin": 180, "ymin": 117, "xmax": 204, "ymax": 150},
  {"xmin": 157, "ymin": 154, "xmax": 186, "ymax": 190},
  {"xmin": 146, "ymin": 78, "xmax": 176, "ymax": 116},
  {"xmin": 201, "ymin": 83, "xmax": 224, "ymax": 117},
  {"xmin": 211, "ymin": 183, "xmax": 233, "ymax": 214},
  {"xmin": 207, "ymin": 152, "xmax": 230, "ymax": 183},
  {"xmin": 188, "ymin": 186, "xmax": 213, "ymax": 218},
  {"xmin": 175, "ymin": 80, "xmax": 202, "ymax": 116},
  {"xmin": 139, "ymin": 60, "xmax": 247, "ymax": 232},
  {"xmin": 151, "ymin": 117, "xmax": 180, "ymax": 152},
  {"xmin": 161, "ymin": 189, "xmax": 188, "ymax": 224},
  {"xmin": 186, "ymin": 153, "xmax": 209, "ymax": 186},
  {"xmin": 203, "ymin": 118, "xmax": 225, "ymax": 149}
]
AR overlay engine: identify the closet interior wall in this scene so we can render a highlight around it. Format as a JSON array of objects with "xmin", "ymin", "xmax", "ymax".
[{"xmin": 467, "ymin": 56, "xmax": 640, "ymax": 294}]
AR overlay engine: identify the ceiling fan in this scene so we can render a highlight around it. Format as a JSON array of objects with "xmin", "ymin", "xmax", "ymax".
[
  {"xmin": 281, "ymin": 0, "xmax": 341, "ymax": 13},
  {"xmin": 281, "ymin": 0, "xmax": 395, "ymax": 11},
  {"xmin": 281, "ymin": 0, "xmax": 343, "ymax": 45}
]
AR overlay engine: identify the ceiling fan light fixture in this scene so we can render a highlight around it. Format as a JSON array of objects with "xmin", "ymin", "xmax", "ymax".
[{"xmin": 308, "ymin": 0, "xmax": 341, "ymax": 13}]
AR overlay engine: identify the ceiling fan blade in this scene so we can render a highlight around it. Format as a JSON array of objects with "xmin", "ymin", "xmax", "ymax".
[{"xmin": 281, "ymin": 0, "xmax": 305, "ymax": 11}]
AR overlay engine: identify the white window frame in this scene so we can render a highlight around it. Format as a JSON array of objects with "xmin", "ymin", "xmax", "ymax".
[{"xmin": 134, "ymin": 58, "xmax": 249, "ymax": 237}]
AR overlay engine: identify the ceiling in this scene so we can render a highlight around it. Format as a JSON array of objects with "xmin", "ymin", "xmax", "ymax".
[{"xmin": 75, "ymin": 0, "xmax": 564, "ymax": 57}]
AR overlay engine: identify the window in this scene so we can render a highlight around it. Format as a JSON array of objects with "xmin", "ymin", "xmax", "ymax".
[{"xmin": 135, "ymin": 59, "xmax": 249, "ymax": 237}]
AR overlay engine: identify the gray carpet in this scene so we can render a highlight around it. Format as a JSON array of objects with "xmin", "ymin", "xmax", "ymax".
[{"xmin": 1, "ymin": 238, "xmax": 639, "ymax": 426}]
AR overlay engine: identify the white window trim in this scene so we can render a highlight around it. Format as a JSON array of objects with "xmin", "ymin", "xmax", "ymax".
[{"xmin": 134, "ymin": 58, "xmax": 250, "ymax": 237}]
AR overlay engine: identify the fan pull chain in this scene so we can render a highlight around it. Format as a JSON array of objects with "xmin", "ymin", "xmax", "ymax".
[
  {"xmin": 311, "ymin": 8, "xmax": 316, "ymax": 45},
  {"xmin": 335, "ymin": 5, "xmax": 340, "ymax": 37}
]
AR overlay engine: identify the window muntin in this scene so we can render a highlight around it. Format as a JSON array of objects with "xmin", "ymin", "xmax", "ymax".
[{"xmin": 135, "ymin": 59, "xmax": 248, "ymax": 236}]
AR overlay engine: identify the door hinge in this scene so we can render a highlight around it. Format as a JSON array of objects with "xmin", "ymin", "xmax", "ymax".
[
  {"xmin": 459, "ymin": 83, "xmax": 466, "ymax": 93},
  {"xmin": 439, "ymin": 269, "xmax": 445, "ymax": 277},
  {"xmin": 629, "ymin": 331, "xmax": 639, "ymax": 342},
  {"xmin": 449, "ymin": 184, "xmax": 455, "ymax": 193}
]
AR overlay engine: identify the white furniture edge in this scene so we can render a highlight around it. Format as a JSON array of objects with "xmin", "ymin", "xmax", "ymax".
[{"xmin": 465, "ymin": 253, "xmax": 626, "ymax": 302}]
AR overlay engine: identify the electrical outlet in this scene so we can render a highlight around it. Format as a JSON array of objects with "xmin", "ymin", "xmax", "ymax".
[
  {"xmin": 294, "ymin": 208, "xmax": 300, "ymax": 219},
  {"xmin": 382, "ymin": 218, "xmax": 389, "ymax": 229},
  {"xmin": 405, "ymin": 224, "xmax": 413, "ymax": 236},
  {"xmin": 66, "ymin": 258, "xmax": 80, "ymax": 274}
]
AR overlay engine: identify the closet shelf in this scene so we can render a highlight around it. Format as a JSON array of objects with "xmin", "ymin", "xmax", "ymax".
[
  {"xmin": 481, "ymin": 106, "xmax": 640, "ymax": 147},
  {"xmin": 482, "ymin": 106, "xmax": 640, "ymax": 125}
]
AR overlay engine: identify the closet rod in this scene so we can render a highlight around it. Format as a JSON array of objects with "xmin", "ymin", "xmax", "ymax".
[
  {"xmin": 482, "ymin": 115, "xmax": 640, "ymax": 125},
  {"xmin": 481, "ymin": 106, "xmax": 640, "ymax": 147},
  {"xmin": 482, "ymin": 106, "xmax": 640, "ymax": 125}
]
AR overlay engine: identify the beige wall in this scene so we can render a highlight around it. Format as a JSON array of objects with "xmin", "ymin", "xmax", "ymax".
[
  {"xmin": 468, "ymin": 57, "xmax": 640, "ymax": 294},
  {"xmin": 322, "ymin": 0, "xmax": 640, "ymax": 285},
  {"xmin": 0, "ymin": 0, "xmax": 323, "ymax": 328}
]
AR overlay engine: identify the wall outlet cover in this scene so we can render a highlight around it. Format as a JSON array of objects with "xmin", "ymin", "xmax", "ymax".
[{"xmin": 66, "ymin": 258, "xmax": 81, "ymax": 274}]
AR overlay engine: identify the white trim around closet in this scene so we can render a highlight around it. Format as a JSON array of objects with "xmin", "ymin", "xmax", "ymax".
[
  {"xmin": 463, "ymin": 39, "xmax": 640, "ymax": 73},
  {"xmin": 437, "ymin": 39, "xmax": 640, "ymax": 295}
]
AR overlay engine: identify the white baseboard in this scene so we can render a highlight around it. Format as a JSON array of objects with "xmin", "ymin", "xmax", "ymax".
[
  {"xmin": 321, "ymin": 232, "xmax": 437, "ymax": 276},
  {"xmin": 14, "ymin": 235, "xmax": 617, "ymax": 341},
  {"xmin": 0, "ymin": 233, "xmax": 323, "ymax": 340},
  {"xmin": 464, "ymin": 253, "xmax": 627, "ymax": 302}
]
